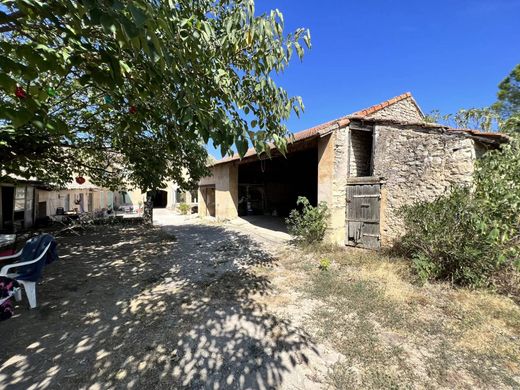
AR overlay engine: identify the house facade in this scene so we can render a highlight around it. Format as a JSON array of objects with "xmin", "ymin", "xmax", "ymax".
[
  {"xmin": 36, "ymin": 179, "xmax": 195, "ymax": 218},
  {"xmin": 198, "ymin": 93, "xmax": 507, "ymax": 248},
  {"xmin": 1, "ymin": 173, "xmax": 196, "ymax": 232},
  {"xmin": 35, "ymin": 178, "xmax": 116, "ymax": 219}
]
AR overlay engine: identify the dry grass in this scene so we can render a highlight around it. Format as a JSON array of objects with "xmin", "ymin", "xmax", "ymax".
[{"xmin": 268, "ymin": 244, "xmax": 520, "ymax": 389}]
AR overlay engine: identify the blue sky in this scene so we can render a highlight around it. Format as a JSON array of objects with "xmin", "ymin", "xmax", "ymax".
[{"xmin": 208, "ymin": 0, "xmax": 519, "ymax": 157}]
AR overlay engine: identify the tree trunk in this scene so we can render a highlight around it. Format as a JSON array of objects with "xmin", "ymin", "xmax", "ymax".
[{"xmin": 143, "ymin": 196, "xmax": 153, "ymax": 225}]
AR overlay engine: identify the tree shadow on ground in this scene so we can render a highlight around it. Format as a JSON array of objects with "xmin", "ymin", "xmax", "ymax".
[{"xmin": 0, "ymin": 223, "xmax": 318, "ymax": 389}]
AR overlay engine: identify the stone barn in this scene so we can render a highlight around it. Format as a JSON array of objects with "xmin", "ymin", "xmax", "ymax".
[{"xmin": 198, "ymin": 93, "xmax": 507, "ymax": 249}]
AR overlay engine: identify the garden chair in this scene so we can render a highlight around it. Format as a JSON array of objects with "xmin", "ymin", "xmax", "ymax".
[{"xmin": 0, "ymin": 234, "xmax": 57, "ymax": 309}]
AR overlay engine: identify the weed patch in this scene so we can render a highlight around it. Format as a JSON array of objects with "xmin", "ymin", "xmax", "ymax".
[{"xmin": 284, "ymin": 245, "xmax": 520, "ymax": 389}]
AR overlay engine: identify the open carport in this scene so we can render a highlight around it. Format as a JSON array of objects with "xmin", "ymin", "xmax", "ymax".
[
  {"xmin": 197, "ymin": 126, "xmax": 333, "ymax": 229},
  {"xmin": 237, "ymin": 141, "xmax": 318, "ymax": 218}
]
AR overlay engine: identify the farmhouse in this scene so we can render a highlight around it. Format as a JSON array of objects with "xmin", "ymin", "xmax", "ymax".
[{"xmin": 198, "ymin": 93, "xmax": 508, "ymax": 249}]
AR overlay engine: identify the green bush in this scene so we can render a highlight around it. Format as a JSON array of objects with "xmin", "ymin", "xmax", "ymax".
[
  {"xmin": 399, "ymin": 135, "xmax": 520, "ymax": 287},
  {"xmin": 178, "ymin": 203, "xmax": 191, "ymax": 215},
  {"xmin": 286, "ymin": 196, "xmax": 329, "ymax": 244},
  {"xmin": 319, "ymin": 258, "xmax": 332, "ymax": 271},
  {"xmin": 400, "ymin": 187, "xmax": 499, "ymax": 286}
]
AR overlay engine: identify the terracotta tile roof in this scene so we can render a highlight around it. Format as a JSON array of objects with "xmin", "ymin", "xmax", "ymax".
[
  {"xmin": 212, "ymin": 92, "xmax": 417, "ymax": 166},
  {"xmin": 447, "ymin": 128, "xmax": 510, "ymax": 143}
]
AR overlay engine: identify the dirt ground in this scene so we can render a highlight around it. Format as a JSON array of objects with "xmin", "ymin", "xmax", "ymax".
[
  {"xmin": 0, "ymin": 219, "xmax": 337, "ymax": 389},
  {"xmin": 266, "ymin": 246, "xmax": 520, "ymax": 389},
  {"xmin": 1, "ymin": 215, "xmax": 519, "ymax": 389}
]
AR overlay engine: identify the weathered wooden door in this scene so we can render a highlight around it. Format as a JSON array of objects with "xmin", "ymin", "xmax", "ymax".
[{"xmin": 346, "ymin": 182, "xmax": 381, "ymax": 249}]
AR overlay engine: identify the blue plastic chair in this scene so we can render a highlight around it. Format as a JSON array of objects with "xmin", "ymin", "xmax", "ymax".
[{"xmin": 0, "ymin": 234, "xmax": 57, "ymax": 308}]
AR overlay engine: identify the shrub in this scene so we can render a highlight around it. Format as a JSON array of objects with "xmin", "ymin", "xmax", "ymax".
[
  {"xmin": 178, "ymin": 203, "xmax": 191, "ymax": 215},
  {"xmin": 319, "ymin": 258, "xmax": 332, "ymax": 271},
  {"xmin": 473, "ymin": 135, "xmax": 520, "ymax": 266},
  {"xmin": 399, "ymin": 135, "xmax": 520, "ymax": 288},
  {"xmin": 286, "ymin": 196, "xmax": 329, "ymax": 244},
  {"xmin": 400, "ymin": 188, "xmax": 499, "ymax": 286}
]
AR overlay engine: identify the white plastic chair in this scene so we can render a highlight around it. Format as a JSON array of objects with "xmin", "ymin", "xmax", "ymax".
[{"xmin": 0, "ymin": 242, "xmax": 52, "ymax": 308}]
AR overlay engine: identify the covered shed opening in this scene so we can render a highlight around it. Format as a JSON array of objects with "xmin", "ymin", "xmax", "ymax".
[
  {"xmin": 147, "ymin": 189, "xmax": 168, "ymax": 208},
  {"xmin": 237, "ymin": 143, "xmax": 318, "ymax": 218}
]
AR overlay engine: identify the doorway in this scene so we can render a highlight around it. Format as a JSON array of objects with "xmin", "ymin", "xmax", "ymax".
[
  {"xmin": 1, "ymin": 186, "xmax": 14, "ymax": 232},
  {"xmin": 200, "ymin": 186, "xmax": 216, "ymax": 217},
  {"xmin": 345, "ymin": 180, "xmax": 382, "ymax": 249}
]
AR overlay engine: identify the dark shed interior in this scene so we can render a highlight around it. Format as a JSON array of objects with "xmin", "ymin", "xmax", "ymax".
[
  {"xmin": 147, "ymin": 189, "xmax": 168, "ymax": 208},
  {"xmin": 237, "ymin": 146, "xmax": 318, "ymax": 217}
]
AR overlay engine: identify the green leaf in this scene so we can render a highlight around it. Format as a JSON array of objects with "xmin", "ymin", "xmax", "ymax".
[
  {"xmin": 0, "ymin": 73, "xmax": 17, "ymax": 92},
  {"xmin": 294, "ymin": 42, "xmax": 304, "ymax": 60},
  {"xmin": 119, "ymin": 60, "xmax": 131, "ymax": 75},
  {"xmin": 10, "ymin": 108, "xmax": 35, "ymax": 128},
  {"xmin": 121, "ymin": 16, "xmax": 139, "ymax": 38},
  {"xmin": 236, "ymin": 138, "xmax": 248, "ymax": 156},
  {"xmin": 100, "ymin": 14, "xmax": 117, "ymax": 35},
  {"xmin": 129, "ymin": 4, "xmax": 147, "ymax": 28},
  {"xmin": 303, "ymin": 30, "xmax": 311, "ymax": 48}
]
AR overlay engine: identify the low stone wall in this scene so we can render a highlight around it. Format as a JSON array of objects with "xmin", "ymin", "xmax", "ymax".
[{"xmin": 373, "ymin": 124, "xmax": 477, "ymax": 246}]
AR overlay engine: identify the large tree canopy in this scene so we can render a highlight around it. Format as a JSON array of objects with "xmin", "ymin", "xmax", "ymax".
[
  {"xmin": 495, "ymin": 63, "xmax": 520, "ymax": 121},
  {"xmin": 0, "ymin": 0, "xmax": 310, "ymax": 190}
]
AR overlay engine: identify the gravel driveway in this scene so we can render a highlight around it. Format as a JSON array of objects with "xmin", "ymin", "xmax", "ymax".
[{"xmin": 0, "ymin": 213, "xmax": 334, "ymax": 389}]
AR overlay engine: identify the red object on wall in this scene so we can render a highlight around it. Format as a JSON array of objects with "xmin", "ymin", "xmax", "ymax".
[
  {"xmin": 75, "ymin": 176, "xmax": 86, "ymax": 185},
  {"xmin": 15, "ymin": 86, "xmax": 27, "ymax": 99}
]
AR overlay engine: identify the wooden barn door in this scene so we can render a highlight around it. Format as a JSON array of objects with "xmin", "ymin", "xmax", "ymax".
[{"xmin": 346, "ymin": 181, "xmax": 381, "ymax": 249}]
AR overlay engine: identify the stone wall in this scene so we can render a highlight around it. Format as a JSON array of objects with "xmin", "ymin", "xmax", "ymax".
[
  {"xmin": 197, "ymin": 163, "xmax": 238, "ymax": 220},
  {"xmin": 328, "ymin": 126, "xmax": 349, "ymax": 244},
  {"xmin": 373, "ymin": 124, "xmax": 477, "ymax": 245},
  {"xmin": 366, "ymin": 98, "xmax": 423, "ymax": 122},
  {"xmin": 213, "ymin": 163, "xmax": 238, "ymax": 220}
]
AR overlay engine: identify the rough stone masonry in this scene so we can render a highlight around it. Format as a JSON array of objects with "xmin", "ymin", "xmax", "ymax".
[{"xmin": 373, "ymin": 124, "xmax": 478, "ymax": 245}]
